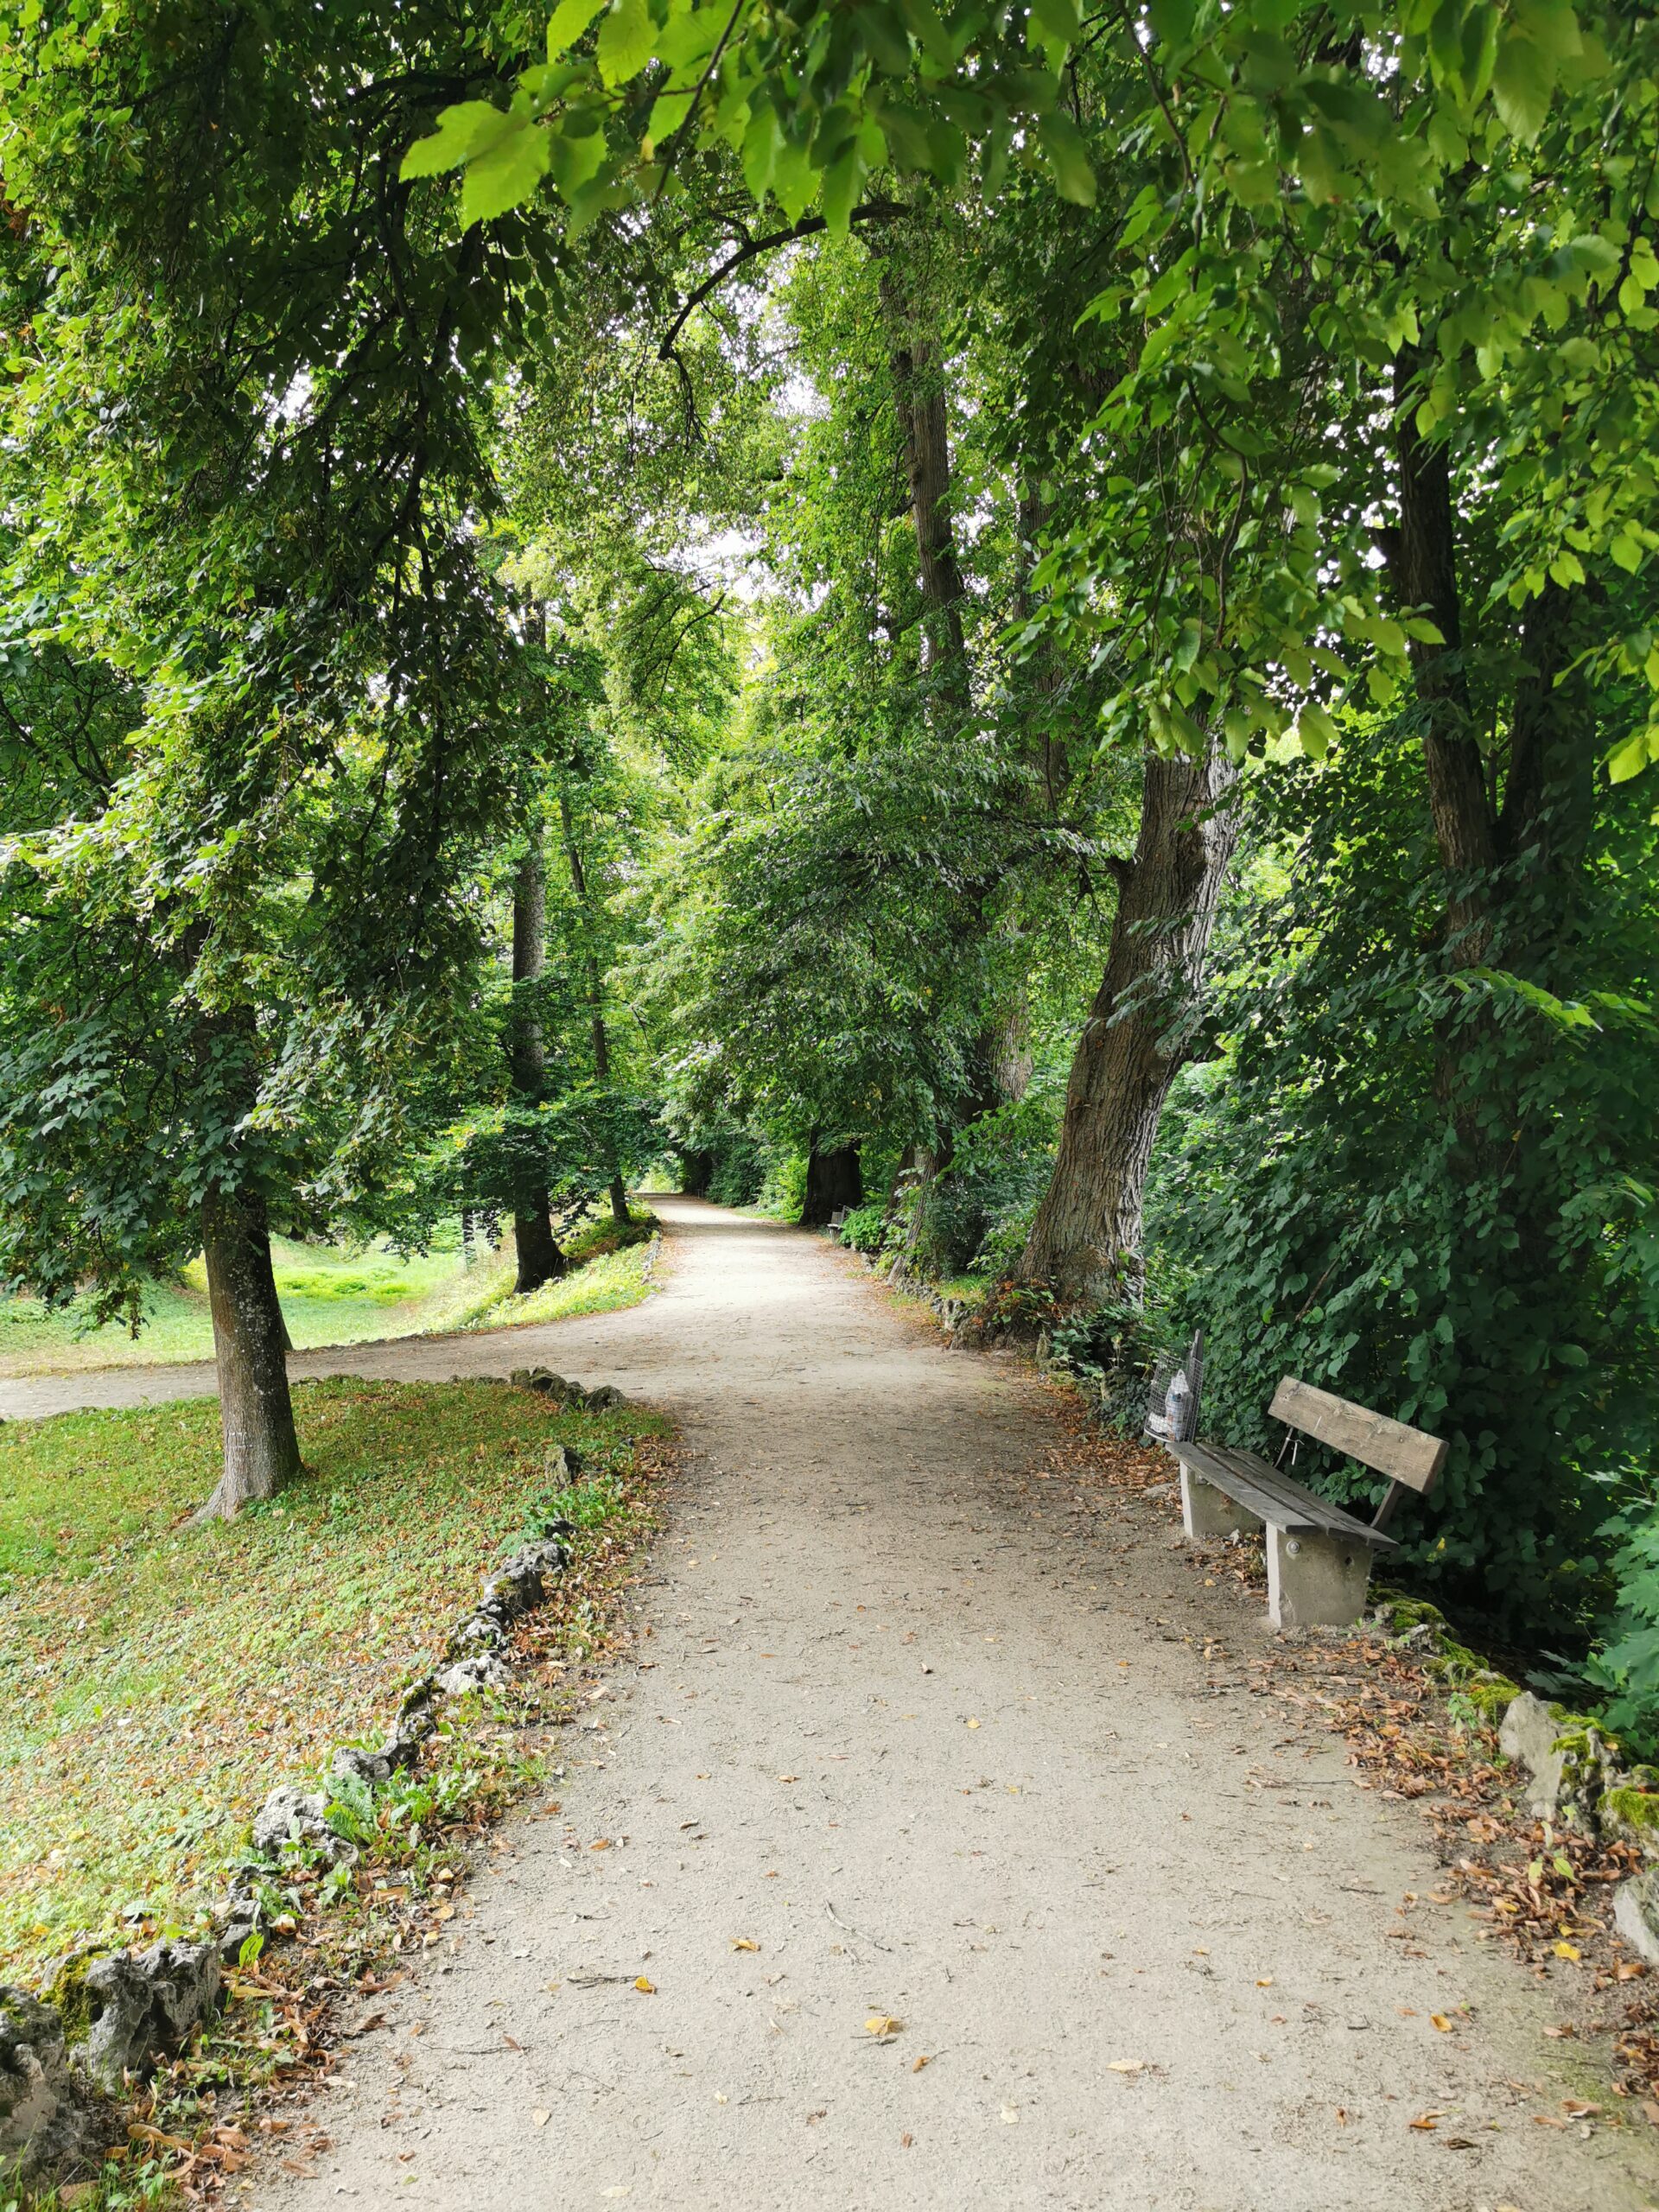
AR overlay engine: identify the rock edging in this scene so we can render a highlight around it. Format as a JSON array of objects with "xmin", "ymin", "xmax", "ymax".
[
  {"xmin": 2, "ymin": 1372, "xmax": 631, "ymax": 2188},
  {"xmin": 1370, "ymin": 1597, "xmax": 1659, "ymax": 1963}
]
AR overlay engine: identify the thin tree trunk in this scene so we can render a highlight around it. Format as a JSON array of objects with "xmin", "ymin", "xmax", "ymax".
[
  {"xmin": 509, "ymin": 813, "xmax": 564, "ymax": 1291},
  {"xmin": 1016, "ymin": 743, "xmax": 1239, "ymax": 1304},
  {"xmin": 197, "ymin": 1186, "xmax": 302, "ymax": 1519},
  {"xmin": 801, "ymin": 1141, "xmax": 863, "ymax": 1226},
  {"xmin": 559, "ymin": 791, "xmax": 630, "ymax": 1229}
]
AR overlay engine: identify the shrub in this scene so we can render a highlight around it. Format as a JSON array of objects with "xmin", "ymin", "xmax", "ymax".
[{"xmin": 836, "ymin": 1202, "xmax": 891, "ymax": 1255}]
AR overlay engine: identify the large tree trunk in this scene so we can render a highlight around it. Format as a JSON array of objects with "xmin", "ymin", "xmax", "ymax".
[
  {"xmin": 509, "ymin": 815, "xmax": 565, "ymax": 1292},
  {"xmin": 1016, "ymin": 743, "xmax": 1239, "ymax": 1304},
  {"xmin": 198, "ymin": 1186, "xmax": 302, "ymax": 1519},
  {"xmin": 680, "ymin": 1148, "xmax": 714, "ymax": 1198},
  {"xmin": 558, "ymin": 791, "xmax": 630, "ymax": 1229},
  {"xmin": 801, "ymin": 1141, "xmax": 863, "ymax": 1227},
  {"xmin": 1389, "ymin": 347, "xmax": 1497, "ymax": 963}
]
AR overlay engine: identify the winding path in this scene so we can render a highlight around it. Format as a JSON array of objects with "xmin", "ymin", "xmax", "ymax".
[{"xmin": 10, "ymin": 1201, "xmax": 1650, "ymax": 2208}]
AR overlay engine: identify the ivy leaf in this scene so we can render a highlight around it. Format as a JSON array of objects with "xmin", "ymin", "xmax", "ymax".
[{"xmin": 596, "ymin": 0, "xmax": 655, "ymax": 87}]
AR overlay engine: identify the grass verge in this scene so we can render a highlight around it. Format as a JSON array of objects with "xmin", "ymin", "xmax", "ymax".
[
  {"xmin": 0, "ymin": 1238, "xmax": 499, "ymax": 1378},
  {"xmin": 0, "ymin": 1207, "xmax": 661, "ymax": 1382},
  {"xmin": 439, "ymin": 1210, "xmax": 660, "ymax": 1333},
  {"xmin": 0, "ymin": 1376, "xmax": 662, "ymax": 1983}
]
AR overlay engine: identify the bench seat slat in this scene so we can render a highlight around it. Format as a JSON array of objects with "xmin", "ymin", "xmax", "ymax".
[{"xmin": 1166, "ymin": 1439, "xmax": 1398, "ymax": 1552}]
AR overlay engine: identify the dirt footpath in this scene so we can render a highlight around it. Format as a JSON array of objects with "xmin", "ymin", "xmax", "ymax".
[{"xmin": 20, "ymin": 1201, "xmax": 1655, "ymax": 2209}]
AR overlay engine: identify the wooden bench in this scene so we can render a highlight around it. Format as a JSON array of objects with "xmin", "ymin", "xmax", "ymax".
[
  {"xmin": 827, "ymin": 1208, "xmax": 850, "ymax": 1234},
  {"xmin": 1166, "ymin": 1376, "xmax": 1449, "ymax": 1629}
]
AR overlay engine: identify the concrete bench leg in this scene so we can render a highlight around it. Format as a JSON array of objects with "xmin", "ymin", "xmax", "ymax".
[
  {"xmin": 1266, "ymin": 1526, "xmax": 1372, "ymax": 1629},
  {"xmin": 1179, "ymin": 1463, "xmax": 1265, "ymax": 1542}
]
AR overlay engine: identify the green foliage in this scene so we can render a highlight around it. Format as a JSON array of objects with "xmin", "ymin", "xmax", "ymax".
[
  {"xmin": 836, "ymin": 1203, "xmax": 892, "ymax": 1255},
  {"xmin": 1147, "ymin": 725, "xmax": 1657, "ymax": 1635},
  {"xmin": 0, "ymin": 1376, "xmax": 659, "ymax": 1979},
  {"xmin": 1048, "ymin": 1298, "xmax": 1175, "ymax": 1439},
  {"xmin": 1579, "ymin": 1482, "xmax": 1659, "ymax": 1758}
]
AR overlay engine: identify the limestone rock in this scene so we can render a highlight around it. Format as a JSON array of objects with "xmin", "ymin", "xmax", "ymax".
[
  {"xmin": 434, "ymin": 1653, "xmax": 511, "ymax": 1700},
  {"xmin": 1615, "ymin": 1869, "xmax": 1659, "ymax": 1966},
  {"xmin": 512, "ymin": 1367, "xmax": 588, "ymax": 1405},
  {"xmin": 381, "ymin": 1696, "xmax": 436, "ymax": 1769},
  {"xmin": 584, "ymin": 1383, "xmax": 626, "ymax": 1411},
  {"xmin": 75, "ymin": 1942, "xmax": 220, "ymax": 2095},
  {"xmin": 0, "ymin": 1986, "xmax": 97, "ymax": 2181},
  {"xmin": 330, "ymin": 1745, "xmax": 392, "ymax": 1789},
  {"xmin": 251, "ymin": 1783, "xmax": 345, "ymax": 1861},
  {"xmin": 1498, "ymin": 1693, "xmax": 1568, "ymax": 1815},
  {"xmin": 446, "ymin": 1611, "xmax": 508, "ymax": 1659}
]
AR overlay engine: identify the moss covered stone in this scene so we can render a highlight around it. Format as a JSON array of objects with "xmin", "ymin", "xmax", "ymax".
[
  {"xmin": 1601, "ymin": 1777, "xmax": 1659, "ymax": 1856},
  {"xmin": 41, "ymin": 1947, "xmax": 107, "ymax": 2044}
]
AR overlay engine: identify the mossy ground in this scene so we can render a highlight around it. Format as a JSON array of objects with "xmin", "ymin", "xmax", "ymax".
[{"xmin": 0, "ymin": 1376, "xmax": 664, "ymax": 1985}]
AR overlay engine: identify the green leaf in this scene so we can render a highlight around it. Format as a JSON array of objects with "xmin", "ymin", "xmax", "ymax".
[
  {"xmin": 822, "ymin": 143, "xmax": 868, "ymax": 234},
  {"xmin": 1295, "ymin": 701, "xmax": 1338, "ymax": 759},
  {"xmin": 855, "ymin": 3, "xmax": 913, "ymax": 75},
  {"xmin": 1607, "ymin": 728, "xmax": 1656, "ymax": 785},
  {"xmin": 458, "ymin": 112, "xmax": 551, "ymax": 227},
  {"xmin": 400, "ymin": 100, "xmax": 512, "ymax": 182},
  {"xmin": 548, "ymin": 116, "xmax": 610, "ymax": 197},
  {"xmin": 1147, "ymin": 0, "xmax": 1197, "ymax": 48},
  {"xmin": 546, "ymin": 0, "xmax": 608, "ymax": 58},
  {"xmin": 1036, "ymin": 110, "xmax": 1096, "ymax": 206},
  {"xmin": 596, "ymin": 0, "xmax": 655, "ymax": 87},
  {"xmin": 1611, "ymin": 534, "xmax": 1643, "ymax": 575},
  {"xmin": 742, "ymin": 104, "xmax": 782, "ymax": 200},
  {"xmin": 1491, "ymin": 34, "xmax": 1554, "ymax": 143},
  {"xmin": 1028, "ymin": 0, "xmax": 1082, "ymax": 43}
]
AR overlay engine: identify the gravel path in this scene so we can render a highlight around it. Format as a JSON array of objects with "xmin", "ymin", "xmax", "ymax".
[{"xmin": 14, "ymin": 1200, "xmax": 1651, "ymax": 2208}]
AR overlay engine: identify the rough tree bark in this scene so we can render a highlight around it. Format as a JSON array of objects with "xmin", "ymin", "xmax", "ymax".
[
  {"xmin": 197, "ymin": 1185, "xmax": 302, "ymax": 1519},
  {"xmin": 1388, "ymin": 346, "xmax": 1497, "ymax": 965},
  {"xmin": 1016, "ymin": 743, "xmax": 1240, "ymax": 1304},
  {"xmin": 879, "ymin": 251, "xmax": 1030, "ymax": 1270},
  {"xmin": 559, "ymin": 791, "xmax": 630, "ymax": 1228},
  {"xmin": 680, "ymin": 1148, "xmax": 714, "ymax": 1198},
  {"xmin": 801, "ymin": 1141, "xmax": 863, "ymax": 1227},
  {"xmin": 509, "ymin": 812, "xmax": 565, "ymax": 1292}
]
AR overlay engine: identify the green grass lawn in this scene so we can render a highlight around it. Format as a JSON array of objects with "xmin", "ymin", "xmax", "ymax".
[
  {"xmin": 0, "ymin": 1376, "xmax": 658, "ymax": 1985},
  {"xmin": 444, "ymin": 1211, "xmax": 659, "ymax": 1332},
  {"xmin": 0, "ymin": 1211, "xmax": 660, "ymax": 1377}
]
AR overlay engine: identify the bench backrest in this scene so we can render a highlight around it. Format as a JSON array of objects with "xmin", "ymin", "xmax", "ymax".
[{"xmin": 1271, "ymin": 1376, "xmax": 1448, "ymax": 1495}]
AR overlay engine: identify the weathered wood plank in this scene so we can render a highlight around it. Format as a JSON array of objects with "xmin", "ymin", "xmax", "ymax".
[
  {"xmin": 1268, "ymin": 1377, "xmax": 1448, "ymax": 1493},
  {"xmin": 1166, "ymin": 1440, "xmax": 1398, "ymax": 1551}
]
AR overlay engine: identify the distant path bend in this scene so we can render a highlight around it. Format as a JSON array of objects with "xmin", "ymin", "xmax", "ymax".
[{"xmin": 16, "ymin": 1200, "xmax": 1647, "ymax": 2208}]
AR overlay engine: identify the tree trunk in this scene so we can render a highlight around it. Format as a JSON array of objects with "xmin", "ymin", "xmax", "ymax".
[
  {"xmin": 558, "ymin": 791, "xmax": 630, "ymax": 1229},
  {"xmin": 509, "ymin": 815, "xmax": 564, "ymax": 1291},
  {"xmin": 801, "ymin": 1141, "xmax": 863, "ymax": 1227},
  {"xmin": 1016, "ymin": 742, "xmax": 1239, "ymax": 1304},
  {"xmin": 681, "ymin": 1148, "xmax": 714, "ymax": 1197},
  {"xmin": 197, "ymin": 1186, "xmax": 302, "ymax": 1519},
  {"xmin": 1389, "ymin": 346, "xmax": 1497, "ymax": 963},
  {"xmin": 255, "ymin": 1221, "xmax": 295, "ymax": 1352},
  {"xmin": 879, "ymin": 264, "xmax": 970, "ymax": 708}
]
